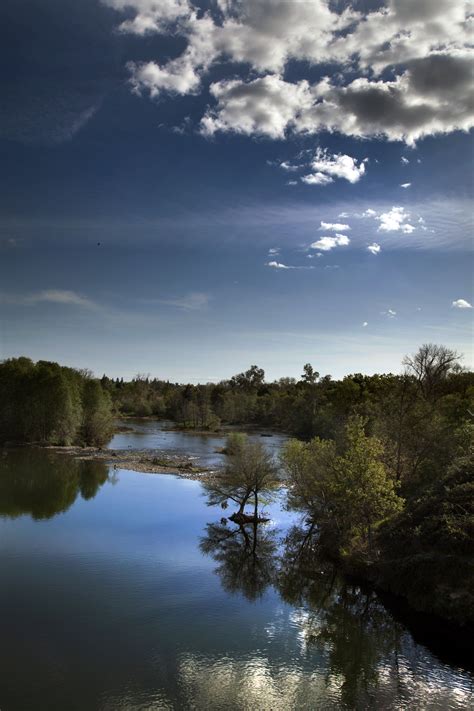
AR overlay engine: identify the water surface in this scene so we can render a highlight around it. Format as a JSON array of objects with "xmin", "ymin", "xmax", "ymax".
[{"xmin": 0, "ymin": 436, "xmax": 472, "ymax": 710}]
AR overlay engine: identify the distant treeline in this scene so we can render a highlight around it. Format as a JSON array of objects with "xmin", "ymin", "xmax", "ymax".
[{"xmin": 0, "ymin": 357, "xmax": 113, "ymax": 446}]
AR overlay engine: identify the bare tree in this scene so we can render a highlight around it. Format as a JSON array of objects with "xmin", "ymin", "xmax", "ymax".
[{"xmin": 403, "ymin": 344, "xmax": 460, "ymax": 400}]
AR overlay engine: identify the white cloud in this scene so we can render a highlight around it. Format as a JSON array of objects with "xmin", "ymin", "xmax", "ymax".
[
  {"xmin": 401, "ymin": 156, "xmax": 410, "ymax": 165},
  {"xmin": 110, "ymin": 0, "xmax": 474, "ymax": 144},
  {"xmin": 377, "ymin": 206, "xmax": 415, "ymax": 233},
  {"xmin": 400, "ymin": 182, "xmax": 411, "ymax": 188},
  {"xmin": 362, "ymin": 321, "xmax": 368, "ymax": 327},
  {"xmin": 266, "ymin": 261, "xmax": 289, "ymax": 269},
  {"xmin": 286, "ymin": 180, "xmax": 298, "ymax": 186},
  {"xmin": 338, "ymin": 212, "xmax": 350, "ymax": 218},
  {"xmin": 362, "ymin": 208, "xmax": 377, "ymax": 218},
  {"xmin": 302, "ymin": 148, "xmax": 367, "ymax": 185},
  {"xmin": 382, "ymin": 308, "xmax": 397, "ymax": 318},
  {"xmin": 201, "ymin": 74, "xmax": 314, "ymax": 139},
  {"xmin": 266, "ymin": 260, "xmax": 313, "ymax": 270},
  {"xmin": 367, "ymin": 242, "xmax": 381, "ymax": 255},
  {"xmin": 310, "ymin": 234, "xmax": 350, "ymax": 251},
  {"xmin": 268, "ymin": 247, "xmax": 280, "ymax": 255},
  {"xmin": 279, "ymin": 161, "xmax": 301, "ymax": 172},
  {"xmin": 103, "ymin": 0, "xmax": 190, "ymax": 35},
  {"xmin": 452, "ymin": 298, "xmax": 472, "ymax": 309},
  {"xmin": 301, "ymin": 172, "xmax": 333, "ymax": 186},
  {"xmin": 319, "ymin": 221, "xmax": 350, "ymax": 232}
]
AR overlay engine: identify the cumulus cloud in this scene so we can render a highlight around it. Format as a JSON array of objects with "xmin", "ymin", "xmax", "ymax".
[
  {"xmin": 377, "ymin": 206, "xmax": 415, "ymax": 233},
  {"xmin": 319, "ymin": 221, "xmax": 350, "ymax": 232},
  {"xmin": 108, "ymin": 0, "xmax": 473, "ymax": 144},
  {"xmin": 367, "ymin": 242, "xmax": 381, "ymax": 254},
  {"xmin": 400, "ymin": 182, "xmax": 411, "ymax": 188},
  {"xmin": 310, "ymin": 234, "xmax": 350, "ymax": 251},
  {"xmin": 401, "ymin": 156, "xmax": 410, "ymax": 164},
  {"xmin": 301, "ymin": 148, "xmax": 367, "ymax": 185},
  {"xmin": 103, "ymin": 0, "xmax": 190, "ymax": 35},
  {"xmin": 200, "ymin": 74, "xmax": 314, "ymax": 139},
  {"xmin": 452, "ymin": 298, "xmax": 472, "ymax": 309},
  {"xmin": 362, "ymin": 321, "xmax": 368, "ymax": 327}
]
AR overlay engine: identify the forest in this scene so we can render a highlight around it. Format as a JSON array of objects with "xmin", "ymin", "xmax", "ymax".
[{"xmin": 0, "ymin": 344, "xmax": 472, "ymax": 623}]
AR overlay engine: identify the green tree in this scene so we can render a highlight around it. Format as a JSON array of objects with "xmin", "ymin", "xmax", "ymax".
[
  {"xmin": 204, "ymin": 434, "xmax": 279, "ymax": 520},
  {"xmin": 81, "ymin": 379, "xmax": 113, "ymax": 446}
]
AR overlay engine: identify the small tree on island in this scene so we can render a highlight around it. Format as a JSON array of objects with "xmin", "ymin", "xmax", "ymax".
[{"xmin": 203, "ymin": 433, "xmax": 279, "ymax": 523}]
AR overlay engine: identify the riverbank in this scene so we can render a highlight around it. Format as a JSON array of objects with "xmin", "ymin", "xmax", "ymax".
[{"xmin": 40, "ymin": 445, "xmax": 216, "ymax": 482}]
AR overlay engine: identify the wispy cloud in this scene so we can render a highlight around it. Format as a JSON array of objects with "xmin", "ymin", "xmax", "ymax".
[
  {"xmin": 157, "ymin": 292, "xmax": 210, "ymax": 310},
  {"xmin": 400, "ymin": 182, "xmax": 411, "ymax": 189},
  {"xmin": 0, "ymin": 289, "xmax": 98, "ymax": 309},
  {"xmin": 266, "ymin": 261, "xmax": 314, "ymax": 270}
]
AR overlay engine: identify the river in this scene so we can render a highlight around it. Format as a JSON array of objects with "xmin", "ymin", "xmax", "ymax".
[{"xmin": 0, "ymin": 421, "xmax": 472, "ymax": 710}]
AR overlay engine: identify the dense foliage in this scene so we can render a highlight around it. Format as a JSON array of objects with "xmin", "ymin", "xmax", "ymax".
[
  {"xmin": 0, "ymin": 357, "xmax": 113, "ymax": 446},
  {"xmin": 1, "ymin": 344, "xmax": 472, "ymax": 622},
  {"xmin": 193, "ymin": 344, "xmax": 472, "ymax": 624}
]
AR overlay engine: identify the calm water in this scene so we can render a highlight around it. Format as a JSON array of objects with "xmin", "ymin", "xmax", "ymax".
[
  {"xmin": 108, "ymin": 419, "xmax": 288, "ymax": 469},
  {"xmin": 0, "ymin": 430, "xmax": 473, "ymax": 710}
]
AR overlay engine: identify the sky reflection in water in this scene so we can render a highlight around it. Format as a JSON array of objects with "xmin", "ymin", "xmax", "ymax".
[{"xmin": 0, "ymin": 438, "xmax": 472, "ymax": 711}]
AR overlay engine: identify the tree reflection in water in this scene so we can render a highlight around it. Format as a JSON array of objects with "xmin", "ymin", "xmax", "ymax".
[
  {"xmin": 0, "ymin": 448, "xmax": 110, "ymax": 519},
  {"xmin": 200, "ymin": 517, "xmax": 278, "ymax": 600},
  {"xmin": 201, "ymin": 516, "xmax": 419, "ymax": 707},
  {"xmin": 279, "ymin": 525, "xmax": 406, "ymax": 709}
]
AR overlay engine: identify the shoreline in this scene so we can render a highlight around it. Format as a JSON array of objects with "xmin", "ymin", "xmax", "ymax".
[{"xmin": 38, "ymin": 444, "xmax": 217, "ymax": 482}]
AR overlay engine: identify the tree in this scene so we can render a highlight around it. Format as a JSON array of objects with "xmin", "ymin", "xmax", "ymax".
[
  {"xmin": 81, "ymin": 379, "xmax": 113, "ymax": 446},
  {"xmin": 301, "ymin": 363, "xmax": 319, "ymax": 384},
  {"xmin": 403, "ymin": 343, "xmax": 460, "ymax": 401},
  {"xmin": 332, "ymin": 417, "xmax": 403, "ymax": 547},
  {"xmin": 203, "ymin": 434, "xmax": 279, "ymax": 521},
  {"xmin": 282, "ymin": 417, "xmax": 403, "ymax": 553},
  {"xmin": 230, "ymin": 365, "xmax": 265, "ymax": 391}
]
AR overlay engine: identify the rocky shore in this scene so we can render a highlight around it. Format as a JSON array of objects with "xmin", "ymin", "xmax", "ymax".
[{"xmin": 42, "ymin": 445, "xmax": 216, "ymax": 482}]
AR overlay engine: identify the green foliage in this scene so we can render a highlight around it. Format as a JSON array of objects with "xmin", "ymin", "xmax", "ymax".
[
  {"xmin": 282, "ymin": 417, "xmax": 403, "ymax": 554},
  {"xmin": 81, "ymin": 379, "xmax": 114, "ymax": 446},
  {"xmin": 0, "ymin": 358, "xmax": 113, "ymax": 446},
  {"xmin": 204, "ymin": 434, "xmax": 279, "ymax": 515},
  {"xmin": 375, "ymin": 450, "xmax": 474, "ymax": 623}
]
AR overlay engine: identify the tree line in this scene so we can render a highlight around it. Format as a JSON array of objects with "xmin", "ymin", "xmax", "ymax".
[
  {"xmin": 0, "ymin": 357, "xmax": 113, "ymax": 446},
  {"xmin": 200, "ymin": 344, "xmax": 473, "ymax": 624}
]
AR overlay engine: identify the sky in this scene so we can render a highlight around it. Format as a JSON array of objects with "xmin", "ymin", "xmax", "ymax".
[{"xmin": 0, "ymin": 0, "xmax": 473, "ymax": 382}]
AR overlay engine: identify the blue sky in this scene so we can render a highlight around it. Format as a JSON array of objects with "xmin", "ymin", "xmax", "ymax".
[{"xmin": 0, "ymin": 0, "xmax": 473, "ymax": 381}]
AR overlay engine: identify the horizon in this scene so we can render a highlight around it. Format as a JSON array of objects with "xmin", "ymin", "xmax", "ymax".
[{"xmin": 1, "ymin": 0, "xmax": 473, "ymax": 380}]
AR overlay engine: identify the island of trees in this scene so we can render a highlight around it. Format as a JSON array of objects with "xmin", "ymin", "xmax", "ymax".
[{"xmin": 0, "ymin": 344, "xmax": 472, "ymax": 625}]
